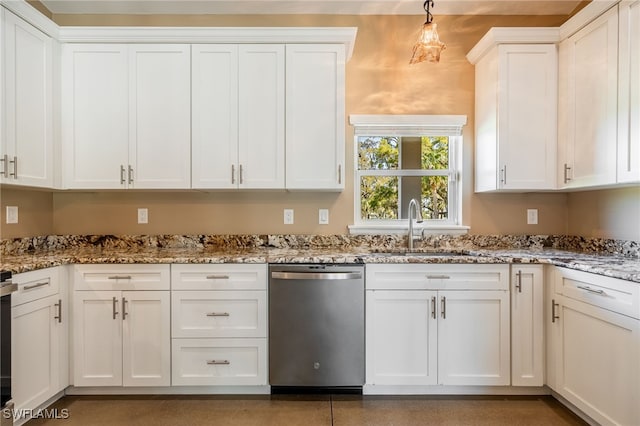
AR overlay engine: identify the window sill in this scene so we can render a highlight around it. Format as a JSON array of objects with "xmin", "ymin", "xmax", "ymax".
[{"xmin": 348, "ymin": 224, "xmax": 470, "ymax": 236}]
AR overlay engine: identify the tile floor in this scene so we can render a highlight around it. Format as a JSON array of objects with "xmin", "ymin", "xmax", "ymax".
[{"xmin": 24, "ymin": 394, "xmax": 588, "ymax": 426}]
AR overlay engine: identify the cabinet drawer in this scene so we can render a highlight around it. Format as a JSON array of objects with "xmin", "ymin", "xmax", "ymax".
[
  {"xmin": 73, "ymin": 264, "xmax": 170, "ymax": 291},
  {"xmin": 366, "ymin": 264, "xmax": 509, "ymax": 290},
  {"xmin": 11, "ymin": 267, "xmax": 60, "ymax": 306},
  {"xmin": 171, "ymin": 338, "xmax": 267, "ymax": 386},
  {"xmin": 172, "ymin": 291, "xmax": 267, "ymax": 338},
  {"xmin": 555, "ymin": 267, "xmax": 640, "ymax": 319},
  {"xmin": 171, "ymin": 264, "xmax": 267, "ymax": 290}
]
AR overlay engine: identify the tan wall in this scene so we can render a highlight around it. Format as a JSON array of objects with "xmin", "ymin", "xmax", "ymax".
[
  {"xmin": 5, "ymin": 11, "xmax": 635, "ymax": 240},
  {"xmin": 0, "ymin": 188, "xmax": 54, "ymax": 239},
  {"xmin": 567, "ymin": 187, "xmax": 640, "ymax": 241}
]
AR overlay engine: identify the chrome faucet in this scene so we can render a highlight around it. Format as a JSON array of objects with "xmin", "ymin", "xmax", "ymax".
[{"xmin": 407, "ymin": 198, "xmax": 423, "ymax": 251}]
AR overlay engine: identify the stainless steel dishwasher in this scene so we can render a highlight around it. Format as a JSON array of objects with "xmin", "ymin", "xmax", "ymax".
[{"xmin": 269, "ymin": 264, "xmax": 365, "ymax": 392}]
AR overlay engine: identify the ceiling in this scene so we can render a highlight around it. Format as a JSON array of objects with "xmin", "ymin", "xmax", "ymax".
[{"xmin": 39, "ymin": 0, "xmax": 586, "ymax": 16}]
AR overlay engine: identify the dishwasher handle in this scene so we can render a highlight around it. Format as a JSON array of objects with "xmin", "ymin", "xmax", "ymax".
[{"xmin": 271, "ymin": 271, "xmax": 362, "ymax": 281}]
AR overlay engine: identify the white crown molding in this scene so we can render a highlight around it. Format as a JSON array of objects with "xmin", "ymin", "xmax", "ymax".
[
  {"xmin": 0, "ymin": 0, "xmax": 59, "ymax": 37},
  {"xmin": 349, "ymin": 114, "xmax": 468, "ymax": 136},
  {"xmin": 466, "ymin": 27, "xmax": 561, "ymax": 64},
  {"xmin": 559, "ymin": 0, "xmax": 619, "ymax": 40},
  {"xmin": 57, "ymin": 26, "xmax": 358, "ymax": 59}
]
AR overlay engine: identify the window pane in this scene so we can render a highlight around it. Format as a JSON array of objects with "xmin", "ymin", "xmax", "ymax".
[
  {"xmin": 420, "ymin": 136, "xmax": 449, "ymax": 170},
  {"xmin": 420, "ymin": 176, "xmax": 449, "ymax": 220},
  {"xmin": 357, "ymin": 137, "xmax": 399, "ymax": 170},
  {"xmin": 360, "ymin": 176, "xmax": 398, "ymax": 220}
]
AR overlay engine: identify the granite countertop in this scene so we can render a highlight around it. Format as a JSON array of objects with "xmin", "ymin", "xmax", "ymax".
[{"xmin": 2, "ymin": 244, "xmax": 639, "ymax": 283}]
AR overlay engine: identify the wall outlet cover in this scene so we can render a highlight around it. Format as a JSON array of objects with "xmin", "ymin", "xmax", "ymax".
[
  {"xmin": 138, "ymin": 208, "xmax": 149, "ymax": 224},
  {"xmin": 527, "ymin": 209, "xmax": 538, "ymax": 225},
  {"xmin": 319, "ymin": 209, "xmax": 329, "ymax": 225},
  {"xmin": 284, "ymin": 209, "xmax": 294, "ymax": 225},
  {"xmin": 6, "ymin": 206, "xmax": 18, "ymax": 224}
]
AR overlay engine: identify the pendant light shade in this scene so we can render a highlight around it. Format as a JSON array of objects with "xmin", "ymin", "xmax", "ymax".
[{"xmin": 410, "ymin": 0, "xmax": 446, "ymax": 64}]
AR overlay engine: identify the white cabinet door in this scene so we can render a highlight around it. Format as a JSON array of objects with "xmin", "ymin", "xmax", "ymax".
[
  {"xmin": 555, "ymin": 296, "xmax": 640, "ymax": 426},
  {"xmin": 511, "ymin": 265, "xmax": 544, "ymax": 386},
  {"xmin": 618, "ymin": 0, "xmax": 640, "ymax": 183},
  {"xmin": 474, "ymin": 44, "xmax": 557, "ymax": 192},
  {"xmin": 130, "ymin": 45, "xmax": 191, "ymax": 189},
  {"xmin": 62, "ymin": 44, "xmax": 129, "ymax": 189},
  {"xmin": 191, "ymin": 44, "xmax": 239, "ymax": 189},
  {"xmin": 2, "ymin": 10, "xmax": 53, "ymax": 187},
  {"xmin": 73, "ymin": 291, "xmax": 123, "ymax": 386},
  {"xmin": 122, "ymin": 291, "xmax": 170, "ymax": 387},
  {"xmin": 238, "ymin": 45, "xmax": 285, "ymax": 189},
  {"xmin": 365, "ymin": 290, "xmax": 437, "ymax": 386},
  {"xmin": 438, "ymin": 291, "xmax": 510, "ymax": 386},
  {"xmin": 286, "ymin": 44, "xmax": 345, "ymax": 190},
  {"xmin": 558, "ymin": 6, "xmax": 618, "ymax": 188},
  {"xmin": 11, "ymin": 295, "xmax": 60, "ymax": 412}
]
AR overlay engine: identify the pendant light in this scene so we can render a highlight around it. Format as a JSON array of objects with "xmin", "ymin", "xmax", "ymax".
[{"xmin": 410, "ymin": 0, "xmax": 446, "ymax": 64}]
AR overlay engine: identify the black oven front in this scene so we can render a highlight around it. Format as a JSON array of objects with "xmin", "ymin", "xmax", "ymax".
[{"xmin": 1, "ymin": 270, "xmax": 16, "ymax": 425}]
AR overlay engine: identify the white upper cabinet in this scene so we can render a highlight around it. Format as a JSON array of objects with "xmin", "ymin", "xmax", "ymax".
[
  {"xmin": 558, "ymin": 6, "xmax": 619, "ymax": 188},
  {"xmin": 286, "ymin": 44, "xmax": 345, "ymax": 190},
  {"xmin": 1, "ymin": 9, "xmax": 53, "ymax": 188},
  {"xmin": 471, "ymin": 41, "xmax": 558, "ymax": 192},
  {"xmin": 618, "ymin": 0, "xmax": 640, "ymax": 183},
  {"xmin": 192, "ymin": 44, "xmax": 285, "ymax": 189},
  {"xmin": 62, "ymin": 44, "xmax": 191, "ymax": 189}
]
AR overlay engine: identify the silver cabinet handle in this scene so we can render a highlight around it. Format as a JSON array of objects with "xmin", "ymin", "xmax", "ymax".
[
  {"xmin": 206, "ymin": 312, "xmax": 230, "ymax": 317},
  {"xmin": 271, "ymin": 271, "xmax": 362, "ymax": 281},
  {"xmin": 206, "ymin": 275, "xmax": 230, "ymax": 280},
  {"xmin": 120, "ymin": 165, "xmax": 126, "ymax": 185},
  {"xmin": 338, "ymin": 164, "xmax": 342, "ymax": 184},
  {"xmin": 515, "ymin": 270, "xmax": 522, "ymax": 293},
  {"xmin": 108, "ymin": 275, "xmax": 132, "ymax": 280},
  {"xmin": 231, "ymin": 164, "xmax": 235, "ymax": 184},
  {"xmin": 577, "ymin": 285, "xmax": 605, "ymax": 295},
  {"xmin": 9, "ymin": 156, "xmax": 17, "ymax": 178},
  {"xmin": 0, "ymin": 154, "xmax": 8, "ymax": 177},
  {"xmin": 500, "ymin": 166, "xmax": 507, "ymax": 185},
  {"xmin": 128, "ymin": 165, "xmax": 134, "ymax": 184},
  {"xmin": 54, "ymin": 299, "xmax": 62, "ymax": 323},
  {"xmin": 431, "ymin": 296, "xmax": 436, "ymax": 319},
  {"xmin": 563, "ymin": 163, "xmax": 572, "ymax": 183},
  {"xmin": 426, "ymin": 275, "xmax": 450, "ymax": 280},
  {"xmin": 23, "ymin": 281, "xmax": 49, "ymax": 290},
  {"xmin": 207, "ymin": 360, "xmax": 230, "ymax": 365},
  {"xmin": 239, "ymin": 164, "xmax": 244, "ymax": 184},
  {"xmin": 122, "ymin": 297, "xmax": 128, "ymax": 320},
  {"xmin": 551, "ymin": 299, "xmax": 559, "ymax": 323},
  {"xmin": 441, "ymin": 296, "xmax": 446, "ymax": 319},
  {"xmin": 112, "ymin": 296, "xmax": 119, "ymax": 320}
]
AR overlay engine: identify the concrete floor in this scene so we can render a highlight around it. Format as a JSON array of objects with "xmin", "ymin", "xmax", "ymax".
[{"xmin": 25, "ymin": 395, "xmax": 588, "ymax": 426}]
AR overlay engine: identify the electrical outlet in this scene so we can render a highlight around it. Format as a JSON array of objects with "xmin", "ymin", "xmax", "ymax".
[
  {"xmin": 138, "ymin": 208, "xmax": 148, "ymax": 224},
  {"xmin": 527, "ymin": 209, "xmax": 538, "ymax": 225},
  {"xmin": 6, "ymin": 206, "xmax": 18, "ymax": 224},
  {"xmin": 319, "ymin": 209, "xmax": 329, "ymax": 225},
  {"xmin": 284, "ymin": 209, "xmax": 294, "ymax": 225}
]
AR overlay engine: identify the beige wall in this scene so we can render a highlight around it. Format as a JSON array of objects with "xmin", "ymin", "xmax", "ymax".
[
  {"xmin": 0, "ymin": 188, "xmax": 54, "ymax": 239},
  {"xmin": 1, "ymin": 11, "xmax": 637, "ymax": 240}
]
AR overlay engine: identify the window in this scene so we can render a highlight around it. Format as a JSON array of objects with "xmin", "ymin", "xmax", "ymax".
[{"xmin": 349, "ymin": 115, "xmax": 467, "ymax": 234}]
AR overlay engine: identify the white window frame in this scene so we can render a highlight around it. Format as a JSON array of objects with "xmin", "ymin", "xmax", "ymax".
[{"xmin": 348, "ymin": 114, "xmax": 469, "ymax": 235}]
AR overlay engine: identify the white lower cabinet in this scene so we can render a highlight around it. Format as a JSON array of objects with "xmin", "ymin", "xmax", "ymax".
[
  {"xmin": 11, "ymin": 267, "xmax": 67, "ymax": 420},
  {"xmin": 365, "ymin": 264, "xmax": 511, "ymax": 389},
  {"xmin": 72, "ymin": 265, "xmax": 171, "ymax": 387},
  {"xmin": 511, "ymin": 265, "xmax": 544, "ymax": 386},
  {"xmin": 549, "ymin": 267, "xmax": 640, "ymax": 426},
  {"xmin": 170, "ymin": 264, "xmax": 268, "ymax": 386}
]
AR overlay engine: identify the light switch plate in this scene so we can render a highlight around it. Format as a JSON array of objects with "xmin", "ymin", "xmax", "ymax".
[
  {"xmin": 138, "ymin": 208, "xmax": 148, "ymax": 224},
  {"xmin": 6, "ymin": 206, "xmax": 18, "ymax": 224},
  {"xmin": 319, "ymin": 209, "xmax": 329, "ymax": 225},
  {"xmin": 527, "ymin": 209, "xmax": 538, "ymax": 225},
  {"xmin": 284, "ymin": 209, "xmax": 294, "ymax": 225}
]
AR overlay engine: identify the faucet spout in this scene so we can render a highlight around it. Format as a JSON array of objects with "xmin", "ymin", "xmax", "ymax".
[{"xmin": 408, "ymin": 198, "xmax": 423, "ymax": 251}]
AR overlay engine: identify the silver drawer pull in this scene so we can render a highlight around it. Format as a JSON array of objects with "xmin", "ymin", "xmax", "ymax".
[
  {"xmin": 577, "ymin": 285, "xmax": 605, "ymax": 295},
  {"xmin": 206, "ymin": 312, "xmax": 230, "ymax": 317},
  {"xmin": 206, "ymin": 275, "xmax": 230, "ymax": 280},
  {"xmin": 426, "ymin": 275, "xmax": 450, "ymax": 280},
  {"xmin": 108, "ymin": 275, "xmax": 132, "ymax": 280},
  {"xmin": 207, "ymin": 360, "xmax": 230, "ymax": 365},
  {"xmin": 23, "ymin": 281, "xmax": 49, "ymax": 290}
]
